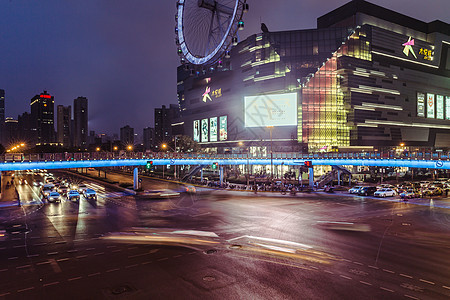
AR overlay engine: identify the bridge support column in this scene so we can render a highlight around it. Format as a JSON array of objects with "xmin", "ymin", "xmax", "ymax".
[
  {"xmin": 337, "ymin": 170, "xmax": 341, "ymax": 186},
  {"xmin": 309, "ymin": 167, "xmax": 314, "ymax": 189},
  {"xmin": 220, "ymin": 166, "xmax": 224, "ymax": 187},
  {"xmin": 133, "ymin": 167, "xmax": 139, "ymax": 190},
  {"xmin": 200, "ymin": 168, "xmax": 204, "ymax": 182}
]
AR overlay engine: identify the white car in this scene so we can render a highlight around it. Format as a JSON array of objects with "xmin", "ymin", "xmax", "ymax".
[
  {"xmin": 349, "ymin": 186, "xmax": 363, "ymax": 194},
  {"xmin": 374, "ymin": 188, "xmax": 396, "ymax": 197},
  {"xmin": 67, "ymin": 190, "xmax": 81, "ymax": 201},
  {"xmin": 78, "ymin": 184, "xmax": 88, "ymax": 193},
  {"xmin": 47, "ymin": 192, "xmax": 61, "ymax": 203},
  {"xmin": 83, "ymin": 188, "xmax": 97, "ymax": 200},
  {"xmin": 376, "ymin": 184, "xmax": 395, "ymax": 190}
]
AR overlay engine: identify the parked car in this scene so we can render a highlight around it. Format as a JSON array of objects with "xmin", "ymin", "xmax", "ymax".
[
  {"xmin": 374, "ymin": 188, "xmax": 396, "ymax": 197},
  {"xmin": 349, "ymin": 186, "xmax": 363, "ymax": 194},
  {"xmin": 400, "ymin": 189, "xmax": 419, "ymax": 199},
  {"xmin": 358, "ymin": 186, "xmax": 377, "ymax": 196},
  {"xmin": 67, "ymin": 190, "xmax": 81, "ymax": 201},
  {"xmin": 83, "ymin": 188, "xmax": 97, "ymax": 200},
  {"xmin": 47, "ymin": 192, "xmax": 61, "ymax": 203},
  {"xmin": 376, "ymin": 184, "xmax": 396, "ymax": 190},
  {"xmin": 423, "ymin": 187, "xmax": 442, "ymax": 196}
]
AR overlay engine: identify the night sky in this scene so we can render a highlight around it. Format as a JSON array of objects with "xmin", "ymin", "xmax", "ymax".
[{"xmin": 1, "ymin": 0, "xmax": 449, "ymax": 136}]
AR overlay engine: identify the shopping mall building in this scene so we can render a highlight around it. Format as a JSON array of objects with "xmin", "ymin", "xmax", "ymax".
[{"xmin": 176, "ymin": 0, "xmax": 450, "ymax": 154}]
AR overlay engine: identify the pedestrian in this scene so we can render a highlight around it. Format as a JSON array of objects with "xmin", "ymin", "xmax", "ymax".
[{"xmin": 446, "ymin": 189, "xmax": 449, "ymax": 197}]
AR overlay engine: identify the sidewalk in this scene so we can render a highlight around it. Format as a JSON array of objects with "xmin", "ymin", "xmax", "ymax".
[{"xmin": 0, "ymin": 175, "xmax": 20, "ymax": 207}]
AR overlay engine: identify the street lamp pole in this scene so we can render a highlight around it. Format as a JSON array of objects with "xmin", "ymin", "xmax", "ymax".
[{"xmin": 267, "ymin": 126, "xmax": 274, "ymax": 190}]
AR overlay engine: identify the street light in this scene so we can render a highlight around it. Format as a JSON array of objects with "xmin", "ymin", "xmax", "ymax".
[
  {"xmin": 113, "ymin": 146, "xmax": 118, "ymax": 151},
  {"xmin": 267, "ymin": 126, "xmax": 274, "ymax": 189},
  {"xmin": 127, "ymin": 145, "xmax": 133, "ymax": 151},
  {"xmin": 96, "ymin": 147, "xmax": 100, "ymax": 151}
]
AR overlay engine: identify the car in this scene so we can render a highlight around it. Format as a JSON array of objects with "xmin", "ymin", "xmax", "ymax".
[
  {"xmin": 67, "ymin": 190, "xmax": 81, "ymax": 201},
  {"xmin": 137, "ymin": 189, "xmax": 180, "ymax": 199},
  {"xmin": 47, "ymin": 192, "xmax": 61, "ymax": 203},
  {"xmin": 358, "ymin": 186, "xmax": 377, "ymax": 196},
  {"xmin": 41, "ymin": 186, "xmax": 55, "ymax": 199},
  {"xmin": 77, "ymin": 184, "xmax": 88, "ymax": 193},
  {"xmin": 349, "ymin": 186, "xmax": 363, "ymax": 194},
  {"xmin": 423, "ymin": 187, "xmax": 442, "ymax": 196},
  {"xmin": 83, "ymin": 188, "xmax": 97, "ymax": 200},
  {"xmin": 374, "ymin": 188, "xmax": 396, "ymax": 197},
  {"xmin": 376, "ymin": 184, "xmax": 395, "ymax": 190},
  {"xmin": 400, "ymin": 189, "xmax": 419, "ymax": 199},
  {"xmin": 184, "ymin": 185, "xmax": 196, "ymax": 194},
  {"xmin": 58, "ymin": 186, "xmax": 69, "ymax": 195}
]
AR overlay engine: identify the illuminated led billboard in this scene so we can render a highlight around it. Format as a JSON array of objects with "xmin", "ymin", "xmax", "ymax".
[
  {"xmin": 193, "ymin": 120, "xmax": 200, "ymax": 142},
  {"xmin": 244, "ymin": 93, "xmax": 297, "ymax": 127},
  {"xmin": 210, "ymin": 117, "xmax": 218, "ymax": 142},
  {"xmin": 417, "ymin": 92, "xmax": 425, "ymax": 117},
  {"xmin": 446, "ymin": 96, "xmax": 450, "ymax": 120},
  {"xmin": 437, "ymin": 95, "xmax": 444, "ymax": 119},
  {"xmin": 219, "ymin": 116, "xmax": 227, "ymax": 141},
  {"xmin": 201, "ymin": 119, "xmax": 208, "ymax": 142},
  {"xmin": 427, "ymin": 93, "xmax": 435, "ymax": 118}
]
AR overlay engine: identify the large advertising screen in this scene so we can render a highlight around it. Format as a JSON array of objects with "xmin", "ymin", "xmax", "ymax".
[
  {"xmin": 219, "ymin": 116, "xmax": 227, "ymax": 141},
  {"xmin": 209, "ymin": 117, "xmax": 218, "ymax": 142},
  {"xmin": 244, "ymin": 93, "xmax": 297, "ymax": 127},
  {"xmin": 193, "ymin": 120, "xmax": 200, "ymax": 142},
  {"xmin": 436, "ymin": 95, "xmax": 444, "ymax": 119},
  {"xmin": 446, "ymin": 96, "xmax": 450, "ymax": 120},
  {"xmin": 427, "ymin": 93, "xmax": 435, "ymax": 118},
  {"xmin": 201, "ymin": 119, "xmax": 208, "ymax": 142},
  {"xmin": 417, "ymin": 92, "xmax": 425, "ymax": 117}
]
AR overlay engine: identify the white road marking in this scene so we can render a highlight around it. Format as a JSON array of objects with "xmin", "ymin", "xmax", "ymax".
[
  {"xmin": 368, "ymin": 265, "xmax": 379, "ymax": 269},
  {"xmin": 27, "ymin": 254, "xmax": 39, "ymax": 258},
  {"xmin": 37, "ymin": 261, "xmax": 51, "ymax": 265},
  {"xmin": 8, "ymin": 257, "xmax": 18, "ymax": 260},
  {"xmin": 157, "ymin": 257, "xmax": 169, "ymax": 261},
  {"xmin": 106, "ymin": 268, "xmax": 120, "ymax": 273},
  {"xmin": 47, "ymin": 252, "xmax": 58, "ymax": 255},
  {"xmin": 87, "ymin": 272, "xmax": 101, "ymax": 277},
  {"xmin": 382, "ymin": 269, "xmax": 395, "ymax": 274},
  {"xmin": 0, "ymin": 292, "xmax": 11, "ymax": 296},
  {"xmin": 404, "ymin": 295, "xmax": 420, "ymax": 300},
  {"xmin": 76, "ymin": 255, "xmax": 88, "ymax": 259},
  {"xmin": 94, "ymin": 252, "xmax": 105, "ymax": 256},
  {"xmin": 353, "ymin": 261, "xmax": 363, "ymax": 265},
  {"xmin": 380, "ymin": 287, "xmax": 394, "ymax": 293},
  {"xmin": 443, "ymin": 285, "xmax": 450, "ymax": 290},
  {"xmin": 227, "ymin": 235, "xmax": 312, "ymax": 249},
  {"xmin": 324, "ymin": 270, "xmax": 334, "ymax": 274},
  {"xmin": 125, "ymin": 264, "xmax": 139, "ymax": 269},
  {"xmin": 68, "ymin": 276, "xmax": 82, "ymax": 281},
  {"xmin": 56, "ymin": 258, "xmax": 70, "ymax": 262},
  {"xmin": 17, "ymin": 287, "xmax": 35, "ymax": 293},
  {"xmin": 359, "ymin": 281, "xmax": 372, "ymax": 286},
  {"xmin": 400, "ymin": 274, "xmax": 413, "ymax": 279},
  {"xmin": 419, "ymin": 279, "xmax": 435, "ymax": 285},
  {"xmin": 16, "ymin": 265, "xmax": 31, "ymax": 269},
  {"xmin": 340, "ymin": 275, "xmax": 352, "ymax": 280},
  {"xmin": 43, "ymin": 281, "xmax": 59, "ymax": 287}
]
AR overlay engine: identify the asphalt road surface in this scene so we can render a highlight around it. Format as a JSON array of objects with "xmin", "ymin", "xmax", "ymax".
[{"xmin": 0, "ymin": 171, "xmax": 449, "ymax": 299}]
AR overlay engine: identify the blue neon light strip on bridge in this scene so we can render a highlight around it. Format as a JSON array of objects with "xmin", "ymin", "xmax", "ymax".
[{"xmin": 0, "ymin": 158, "xmax": 448, "ymax": 171}]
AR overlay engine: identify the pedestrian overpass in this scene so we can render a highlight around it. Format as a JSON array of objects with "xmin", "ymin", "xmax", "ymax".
[{"xmin": 1, "ymin": 151, "xmax": 450, "ymax": 188}]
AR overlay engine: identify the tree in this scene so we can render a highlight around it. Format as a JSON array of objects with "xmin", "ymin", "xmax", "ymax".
[{"xmin": 176, "ymin": 135, "xmax": 201, "ymax": 153}]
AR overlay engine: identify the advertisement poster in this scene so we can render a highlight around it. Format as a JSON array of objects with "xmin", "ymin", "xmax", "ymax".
[
  {"xmin": 220, "ymin": 116, "xmax": 227, "ymax": 141},
  {"xmin": 446, "ymin": 96, "xmax": 450, "ymax": 120},
  {"xmin": 201, "ymin": 119, "xmax": 208, "ymax": 142},
  {"xmin": 210, "ymin": 117, "xmax": 218, "ymax": 142},
  {"xmin": 417, "ymin": 92, "xmax": 425, "ymax": 117},
  {"xmin": 427, "ymin": 93, "xmax": 435, "ymax": 119},
  {"xmin": 193, "ymin": 120, "xmax": 200, "ymax": 142},
  {"xmin": 436, "ymin": 95, "xmax": 444, "ymax": 119},
  {"xmin": 244, "ymin": 93, "xmax": 297, "ymax": 127}
]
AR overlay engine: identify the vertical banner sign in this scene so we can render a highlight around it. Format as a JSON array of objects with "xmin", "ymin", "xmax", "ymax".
[
  {"xmin": 193, "ymin": 120, "xmax": 200, "ymax": 142},
  {"xmin": 219, "ymin": 116, "xmax": 228, "ymax": 141},
  {"xmin": 201, "ymin": 119, "xmax": 209, "ymax": 142},
  {"xmin": 427, "ymin": 93, "xmax": 435, "ymax": 119},
  {"xmin": 436, "ymin": 95, "xmax": 444, "ymax": 119},
  {"xmin": 446, "ymin": 96, "xmax": 450, "ymax": 120},
  {"xmin": 209, "ymin": 117, "xmax": 218, "ymax": 142},
  {"xmin": 417, "ymin": 92, "xmax": 425, "ymax": 117}
]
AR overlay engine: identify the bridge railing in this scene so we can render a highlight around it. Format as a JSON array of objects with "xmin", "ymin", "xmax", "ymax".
[{"xmin": 2, "ymin": 150, "xmax": 450, "ymax": 163}]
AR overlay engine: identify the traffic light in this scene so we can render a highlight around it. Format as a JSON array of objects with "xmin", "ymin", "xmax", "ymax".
[
  {"xmin": 146, "ymin": 160, "xmax": 153, "ymax": 170},
  {"xmin": 304, "ymin": 161, "xmax": 312, "ymax": 168},
  {"xmin": 212, "ymin": 162, "xmax": 219, "ymax": 170}
]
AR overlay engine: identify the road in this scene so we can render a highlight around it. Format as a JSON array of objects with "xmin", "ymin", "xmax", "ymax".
[{"xmin": 0, "ymin": 171, "xmax": 449, "ymax": 299}]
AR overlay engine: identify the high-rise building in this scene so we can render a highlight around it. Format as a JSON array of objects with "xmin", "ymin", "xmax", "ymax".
[
  {"xmin": 57, "ymin": 105, "xmax": 72, "ymax": 147},
  {"xmin": 0, "ymin": 89, "xmax": 5, "ymax": 145},
  {"xmin": 17, "ymin": 112, "xmax": 32, "ymax": 143},
  {"xmin": 4, "ymin": 117, "xmax": 18, "ymax": 145},
  {"xmin": 120, "ymin": 125, "xmax": 134, "ymax": 146},
  {"xmin": 73, "ymin": 96, "xmax": 88, "ymax": 149},
  {"xmin": 30, "ymin": 91, "xmax": 55, "ymax": 145},
  {"xmin": 154, "ymin": 104, "xmax": 180, "ymax": 144},
  {"xmin": 177, "ymin": 0, "xmax": 450, "ymax": 152},
  {"xmin": 143, "ymin": 127, "xmax": 155, "ymax": 150}
]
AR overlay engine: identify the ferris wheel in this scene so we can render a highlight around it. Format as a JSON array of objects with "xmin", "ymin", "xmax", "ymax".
[{"xmin": 176, "ymin": 0, "xmax": 249, "ymax": 67}]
